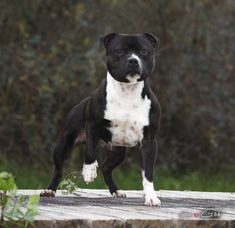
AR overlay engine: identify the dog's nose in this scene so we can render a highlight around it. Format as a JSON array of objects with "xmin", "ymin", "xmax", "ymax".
[{"xmin": 128, "ymin": 58, "xmax": 139, "ymax": 68}]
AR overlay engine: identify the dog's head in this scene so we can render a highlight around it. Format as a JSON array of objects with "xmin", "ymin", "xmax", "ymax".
[{"xmin": 100, "ymin": 33, "xmax": 159, "ymax": 83}]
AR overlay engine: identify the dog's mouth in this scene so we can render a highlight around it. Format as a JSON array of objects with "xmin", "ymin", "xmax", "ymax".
[
  {"xmin": 112, "ymin": 70, "xmax": 143, "ymax": 83},
  {"xmin": 125, "ymin": 69, "xmax": 142, "ymax": 77},
  {"xmin": 129, "ymin": 71, "xmax": 138, "ymax": 76}
]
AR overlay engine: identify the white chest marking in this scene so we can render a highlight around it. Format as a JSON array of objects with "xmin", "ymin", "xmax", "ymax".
[{"xmin": 104, "ymin": 72, "xmax": 151, "ymax": 147}]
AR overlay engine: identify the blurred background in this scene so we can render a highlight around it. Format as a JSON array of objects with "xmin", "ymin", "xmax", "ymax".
[{"xmin": 0, "ymin": 0, "xmax": 234, "ymax": 191}]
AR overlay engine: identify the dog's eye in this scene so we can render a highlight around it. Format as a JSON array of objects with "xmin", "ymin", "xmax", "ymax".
[
  {"xmin": 115, "ymin": 49, "xmax": 124, "ymax": 55},
  {"xmin": 140, "ymin": 49, "xmax": 148, "ymax": 55}
]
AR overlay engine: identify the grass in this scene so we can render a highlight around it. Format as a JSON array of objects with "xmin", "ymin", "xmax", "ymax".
[{"xmin": 0, "ymin": 158, "xmax": 235, "ymax": 192}]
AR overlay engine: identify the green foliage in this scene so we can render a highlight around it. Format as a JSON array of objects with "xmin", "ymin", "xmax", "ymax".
[
  {"xmin": 0, "ymin": 158, "xmax": 49, "ymax": 189},
  {"xmin": 0, "ymin": 0, "xmax": 235, "ymax": 181},
  {"xmin": 3, "ymin": 195, "xmax": 39, "ymax": 227},
  {"xmin": 0, "ymin": 172, "xmax": 16, "ymax": 191},
  {"xmin": 0, "ymin": 172, "xmax": 39, "ymax": 227},
  {"xmin": 59, "ymin": 171, "xmax": 80, "ymax": 194},
  {"xmin": 114, "ymin": 167, "xmax": 235, "ymax": 192},
  {"xmin": 55, "ymin": 164, "xmax": 235, "ymax": 195},
  {"xmin": 1, "ymin": 158, "xmax": 235, "ymax": 193}
]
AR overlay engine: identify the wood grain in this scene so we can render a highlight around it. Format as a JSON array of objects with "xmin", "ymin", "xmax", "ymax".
[{"xmin": 16, "ymin": 189, "xmax": 235, "ymax": 228}]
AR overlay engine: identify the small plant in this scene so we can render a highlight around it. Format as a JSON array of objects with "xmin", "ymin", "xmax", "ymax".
[
  {"xmin": 59, "ymin": 171, "xmax": 81, "ymax": 195},
  {"xmin": 0, "ymin": 172, "xmax": 39, "ymax": 228}
]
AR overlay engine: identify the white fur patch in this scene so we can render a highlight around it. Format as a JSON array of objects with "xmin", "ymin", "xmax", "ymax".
[
  {"xmin": 142, "ymin": 170, "xmax": 161, "ymax": 206},
  {"xmin": 82, "ymin": 160, "xmax": 98, "ymax": 184},
  {"xmin": 104, "ymin": 72, "xmax": 151, "ymax": 147},
  {"xmin": 126, "ymin": 74, "xmax": 140, "ymax": 84}
]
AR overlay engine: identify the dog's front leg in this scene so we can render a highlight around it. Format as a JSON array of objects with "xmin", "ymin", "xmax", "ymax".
[
  {"xmin": 82, "ymin": 121, "xmax": 99, "ymax": 184},
  {"xmin": 140, "ymin": 139, "xmax": 161, "ymax": 206}
]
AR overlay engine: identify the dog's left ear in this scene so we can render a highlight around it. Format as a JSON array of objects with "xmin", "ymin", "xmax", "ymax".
[
  {"xmin": 143, "ymin": 33, "xmax": 160, "ymax": 48},
  {"xmin": 99, "ymin": 33, "xmax": 117, "ymax": 48}
]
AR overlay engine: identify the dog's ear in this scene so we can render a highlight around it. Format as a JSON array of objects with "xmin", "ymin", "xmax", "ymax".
[
  {"xmin": 99, "ymin": 33, "xmax": 117, "ymax": 48},
  {"xmin": 143, "ymin": 33, "xmax": 160, "ymax": 48}
]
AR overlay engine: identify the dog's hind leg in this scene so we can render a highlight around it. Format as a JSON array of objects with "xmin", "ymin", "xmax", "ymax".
[
  {"xmin": 40, "ymin": 132, "xmax": 76, "ymax": 197},
  {"xmin": 40, "ymin": 97, "xmax": 90, "ymax": 197},
  {"xmin": 101, "ymin": 147, "xmax": 126, "ymax": 197}
]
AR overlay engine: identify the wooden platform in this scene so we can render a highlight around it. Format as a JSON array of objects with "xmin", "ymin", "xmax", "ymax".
[{"xmin": 17, "ymin": 189, "xmax": 235, "ymax": 228}]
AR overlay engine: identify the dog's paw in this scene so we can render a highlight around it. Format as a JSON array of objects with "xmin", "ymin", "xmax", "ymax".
[
  {"xmin": 144, "ymin": 191, "xmax": 161, "ymax": 206},
  {"xmin": 112, "ymin": 190, "xmax": 126, "ymax": 198},
  {"xmin": 40, "ymin": 189, "xmax": 55, "ymax": 197},
  {"xmin": 82, "ymin": 160, "xmax": 98, "ymax": 184}
]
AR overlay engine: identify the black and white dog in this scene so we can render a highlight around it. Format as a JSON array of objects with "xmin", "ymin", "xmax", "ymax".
[{"xmin": 40, "ymin": 33, "xmax": 161, "ymax": 206}]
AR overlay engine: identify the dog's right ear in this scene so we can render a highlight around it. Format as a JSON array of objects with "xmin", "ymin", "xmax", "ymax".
[
  {"xmin": 99, "ymin": 33, "xmax": 117, "ymax": 48},
  {"xmin": 143, "ymin": 33, "xmax": 160, "ymax": 48}
]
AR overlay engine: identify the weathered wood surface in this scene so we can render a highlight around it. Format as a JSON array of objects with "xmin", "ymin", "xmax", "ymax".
[{"xmin": 17, "ymin": 189, "xmax": 235, "ymax": 228}]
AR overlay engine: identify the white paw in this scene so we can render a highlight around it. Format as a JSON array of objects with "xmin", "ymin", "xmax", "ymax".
[
  {"xmin": 144, "ymin": 191, "xmax": 161, "ymax": 206},
  {"xmin": 142, "ymin": 171, "xmax": 161, "ymax": 206},
  {"xmin": 112, "ymin": 190, "xmax": 126, "ymax": 198},
  {"xmin": 82, "ymin": 160, "xmax": 98, "ymax": 184}
]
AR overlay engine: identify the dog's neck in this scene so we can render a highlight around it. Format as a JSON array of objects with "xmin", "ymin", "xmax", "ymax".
[{"xmin": 106, "ymin": 72, "xmax": 144, "ymax": 99}]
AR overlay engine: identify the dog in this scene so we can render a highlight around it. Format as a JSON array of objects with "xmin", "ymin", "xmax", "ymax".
[{"xmin": 40, "ymin": 33, "xmax": 161, "ymax": 206}]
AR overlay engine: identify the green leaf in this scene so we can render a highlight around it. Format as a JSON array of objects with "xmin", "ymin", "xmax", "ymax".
[
  {"xmin": 0, "ymin": 172, "xmax": 17, "ymax": 191},
  {"xmin": 24, "ymin": 211, "xmax": 37, "ymax": 222},
  {"xmin": 28, "ymin": 195, "xmax": 40, "ymax": 207}
]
